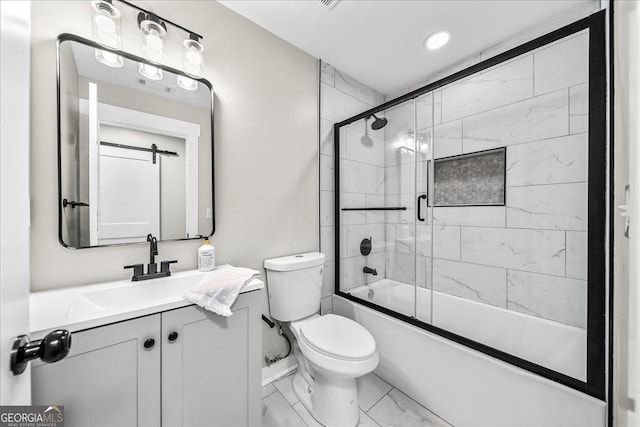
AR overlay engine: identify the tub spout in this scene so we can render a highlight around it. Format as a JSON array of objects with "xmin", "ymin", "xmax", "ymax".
[{"xmin": 363, "ymin": 266, "xmax": 378, "ymax": 276}]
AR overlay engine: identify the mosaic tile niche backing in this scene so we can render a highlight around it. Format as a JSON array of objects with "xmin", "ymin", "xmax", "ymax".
[{"xmin": 433, "ymin": 148, "xmax": 506, "ymax": 206}]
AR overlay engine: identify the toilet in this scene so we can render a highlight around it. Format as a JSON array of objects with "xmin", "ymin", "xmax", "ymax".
[{"xmin": 264, "ymin": 252, "xmax": 379, "ymax": 427}]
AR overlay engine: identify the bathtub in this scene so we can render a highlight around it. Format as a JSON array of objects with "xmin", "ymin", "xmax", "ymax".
[
  {"xmin": 335, "ymin": 279, "xmax": 605, "ymax": 426},
  {"xmin": 348, "ymin": 278, "xmax": 585, "ymax": 379}
]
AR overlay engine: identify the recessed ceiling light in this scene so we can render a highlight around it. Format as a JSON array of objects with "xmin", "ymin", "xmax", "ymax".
[{"xmin": 424, "ymin": 31, "xmax": 451, "ymax": 50}]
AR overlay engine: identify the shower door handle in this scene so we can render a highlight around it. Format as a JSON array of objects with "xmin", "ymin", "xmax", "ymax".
[{"xmin": 417, "ymin": 194, "xmax": 427, "ymax": 221}]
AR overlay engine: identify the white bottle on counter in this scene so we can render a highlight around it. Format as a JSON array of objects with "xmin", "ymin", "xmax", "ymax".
[{"xmin": 198, "ymin": 238, "xmax": 215, "ymax": 272}]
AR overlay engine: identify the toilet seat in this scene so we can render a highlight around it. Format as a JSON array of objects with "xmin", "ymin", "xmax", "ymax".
[
  {"xmin": 291, "ymin": 314, "xmax": 379, "ymax": 379},
  {"xmin": 299, "ymin": 314, "xmax": 376, "ymax": 361}
]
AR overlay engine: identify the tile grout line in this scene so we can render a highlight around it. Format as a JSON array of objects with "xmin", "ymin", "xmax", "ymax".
[
  {"xmin": 564, "ymin": 230, "xmax": 568, "ymax": 277},
  {"xmin": 507, "ymin": 180, "xmax": 589, "ymax": 188},
  {"xmin": 456, "ymin": 130, "xmax": 587, "ymax": 154},
  {"xmin": 430, "ymin": 254, "xmax": 583, "ymax": 282},
  {"xmin": 365, "ymin": 385, "xmax": 395, "ymax": 416}
]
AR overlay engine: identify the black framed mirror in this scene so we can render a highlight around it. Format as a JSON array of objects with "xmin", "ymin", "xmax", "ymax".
[{"xmin": 57, "ymin": 34, "xmax": 214, "ymax": 249}]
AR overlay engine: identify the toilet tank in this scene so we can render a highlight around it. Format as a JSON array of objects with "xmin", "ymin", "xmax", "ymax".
[{"xmin": 264, "ymin": 252, "xmax": 325, "ymax": 322}]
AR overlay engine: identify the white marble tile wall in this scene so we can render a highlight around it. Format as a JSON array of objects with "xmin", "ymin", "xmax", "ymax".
[
  {"xmin": 326, "ymin": 31, "xmax": 592, "ymax": 329},
  {"xmin": 505, "ymin": 133, "xmax": 588, "ymax": 186},
  {"xmin": 320, "ymin": 61, "xmax": 385, "ymax": 307},
  {"xmin": 507, "ymin": 270, "xmax": 587, "ymax": 328},
  {"xmin": 434, "ymin": 119, "xmax": 462, "ymax": 159},
  {"xmin": 433, "ymin": 259, "xmax": 507, "ymax": 308},
  {"xmin": 441, "ymin": 55, "xmax": 534, "ymax": 123},
  {"xmin": 419, "ymin": 32, "xmax": 591, "ymax": 328},
  {"xmin": 533, "ymin": 31, "xmax": 589, "ymax": 96},
  {"xmin": 461, "ymin": 227, "xmax": 567, "ymax": 276},
  {"xmin": 569, "ymin": 83, "xmax": 589, "ymax": 134},
  {"xmin": 462, "ymin": 89, "xmax": 569, "ymax": 153},
  {"xmin": 506, "ymin": 183, "xmax": 588, "ymax": 231}
]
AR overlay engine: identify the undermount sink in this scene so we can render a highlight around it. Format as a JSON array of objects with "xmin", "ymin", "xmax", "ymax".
[
  {"xmin": 30, "ymin": 266, "xmax": 265, "ymax": 339},
  {"xmin": 67, "ymin": 273, "xmax": 202, "ymax": 317}
]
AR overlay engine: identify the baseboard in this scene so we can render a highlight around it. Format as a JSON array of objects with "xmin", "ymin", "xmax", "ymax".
[{"xmin": 261, "ymin": 355, "xmax": 297, "ymax": 386}]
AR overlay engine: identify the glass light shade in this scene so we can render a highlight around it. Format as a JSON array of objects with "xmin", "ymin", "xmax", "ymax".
[
  {"xmin": 138, "ymin": 63, "xmax": 163, "ymax": 81},
  {"xmin": 91, "ymin": 1, "xmax": 122, "ymax": 49},
  {"xmin": 183, "ymin": 38, "xmax": 204, "ymax": 77},
  {"xmin": 177, "ymin": 75, "xmax": 198, "ymax": 91},
  {"xmin": 140, "ymin": 19, "xmax": 167, "ymax": 64},
  {"xmin": 95, "ymin": 48, "xmax": 123, "ymax": 68}
]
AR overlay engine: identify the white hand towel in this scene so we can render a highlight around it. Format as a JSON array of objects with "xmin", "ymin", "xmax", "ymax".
[{"xmin": 184, "ymin": 267, "xmax": 260, "ymax": 316}]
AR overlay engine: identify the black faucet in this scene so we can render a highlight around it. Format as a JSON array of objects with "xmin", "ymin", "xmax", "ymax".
[
  {"xmin": 363, "ymin": 266, "xmax": 378, "ymax": 276},
  {"xmin": 124, "ymin": 234, "xmax": 178, "ymax": 281},
  {"xmin": 147, "ymin": 234, "xmax": 158, "ymax": 274}
]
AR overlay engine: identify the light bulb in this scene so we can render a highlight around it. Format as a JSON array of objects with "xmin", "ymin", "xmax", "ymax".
[
  {"xmin": 91, "ymin": 1, "xmax": 122, "ymax": 49},
  {"xmin": 182, "ymin": 37, "xmax": 204, "ymax": 77},
  {"xmin": 186, "ymin": 51, "xmax": 203, "ymax": 66},
  {"xmin": 177, "ymin": 75, "xmax": 198, "ymax": 91},
  {"xmin": 95, "ymin": 48, "xmax": 123, "ymax": 68},
  {"xmin": 95, "ymin": 15, "xmax": 116, "ymax": 33},
  {"xmin": 146, "ymin": 47, "xmax": 163, "ymax": 62},
  {"xmin": 138, "ymin": 14, "xmax": 167, "ymax": 65},
  {"xmin": 146, "ymin": 32, "xmax": 163, "ymax": 51},
  {"xmin": 139, "ymin": 63, "xmax": 163, "ymax": 81}
]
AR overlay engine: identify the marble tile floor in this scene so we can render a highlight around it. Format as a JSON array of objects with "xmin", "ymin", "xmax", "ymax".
[{"xmin": 262, "ymin": 371, "xmax": 453, "ymax": 427}]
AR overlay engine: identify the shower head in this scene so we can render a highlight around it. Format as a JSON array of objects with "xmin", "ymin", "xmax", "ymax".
[{"xmin": 369, "ymin": 114, "xmax": 388, "ymax": 130}]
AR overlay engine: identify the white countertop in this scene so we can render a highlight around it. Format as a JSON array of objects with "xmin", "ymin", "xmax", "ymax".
[{"xmin": 30, "ymin": 265, "xmax": 263, "ymax": 339}]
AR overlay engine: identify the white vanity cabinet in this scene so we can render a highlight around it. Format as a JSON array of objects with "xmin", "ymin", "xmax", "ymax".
[
  {"xmin": 31, "ymin": 314, "xmax": 162, "ymax": 426},
  {"xmin": 31, "ymin": 290, "xmax": 262, "ymax": 427},
  {"xmin": 161, "ymin": 291, "xmax": 262, "ymax": 427}
]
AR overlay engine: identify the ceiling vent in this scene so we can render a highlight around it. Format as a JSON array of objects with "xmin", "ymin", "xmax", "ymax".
[{"xmin": 318, "ymin": 0, "xmax": 340, "ymax": 10}]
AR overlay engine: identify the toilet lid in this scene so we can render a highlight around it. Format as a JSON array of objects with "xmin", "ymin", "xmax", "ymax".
[{"xmin": 299, "ymin": 314, "xmax": 376, "ymax": 361}]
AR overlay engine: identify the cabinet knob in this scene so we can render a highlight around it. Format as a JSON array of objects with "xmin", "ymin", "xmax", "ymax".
[
  {"xmin": 168, "ymin": 332, "xmax": 179, "ymax": 342},
  {"xmin": 143, "ymin": 338, "xmax": 155, "ymax": 349}
]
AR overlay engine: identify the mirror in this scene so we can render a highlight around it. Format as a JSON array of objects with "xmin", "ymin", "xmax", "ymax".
[{"xmin": 57, "ymin": 34, "xmax": 214, "ymax": 248}]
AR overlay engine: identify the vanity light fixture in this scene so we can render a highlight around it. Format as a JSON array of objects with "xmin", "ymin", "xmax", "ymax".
[
  {"xmin": 89, "ymin": 0, "xmax": 206, "ymax": 85},
  {"xmin": 91, "ymin": 0, "xmax": 122, "ymax": 49},
  {"xmin": 424, "ymin": 30, "xmax": 451, "ymax": 50},
  {"xmin": 183, "ymin": 34, "xmax": 205, "ymax": 77},
  {"xmin": 95, "ymin": 49, "xmax": 124, "ymax": 68},
  {"xmin": 91, "ymin": 0, "xmax": 124, "ymax": 68},
  {"xmin": 138, "ymin": 12, "xmax": 167, "ymax": 64},
  {"xmin": 177, "ymin": 75, "xmax": 198, "ymax": 91},
  {"xmin": 139, "ymin": 62, "xmax": 163, "ymax": 81}
]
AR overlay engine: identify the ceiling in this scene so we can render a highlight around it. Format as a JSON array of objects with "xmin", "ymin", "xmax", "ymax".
[{"xmin": 218, "ymin": 0, "xmax": 594, "ymax": 95}]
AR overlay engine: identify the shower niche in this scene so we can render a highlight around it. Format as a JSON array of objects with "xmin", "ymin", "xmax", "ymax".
[
  {"xmin": 432, "ymin": 148, "xmax": 506, "ymax": 206},
  {"xmin": 334, "ymin": 15, "xmax": 606, "ymax": 401}
]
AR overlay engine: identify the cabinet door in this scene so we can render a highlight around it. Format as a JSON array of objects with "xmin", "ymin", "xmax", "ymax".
[
  {"xmin": 162, "ymin": 290, "xmax": 262, "ymax": 427},
  {"xmin": 31, "ymin": 315, "xmax": 161, "ymax": 427}
]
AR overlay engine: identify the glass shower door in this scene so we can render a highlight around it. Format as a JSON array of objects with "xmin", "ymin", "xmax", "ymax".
[
  {"xmin": 380, "ymin": 100, "xmax": 418, "ymax": 318},
  {"xmin": 415, "ymin": 92, "xmax": 434, "ymax": 324}
]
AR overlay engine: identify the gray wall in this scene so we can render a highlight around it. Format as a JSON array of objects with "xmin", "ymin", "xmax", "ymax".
[{"xmin": 30, "ymin": 0, "xmax": 319, "ymax": 363}]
